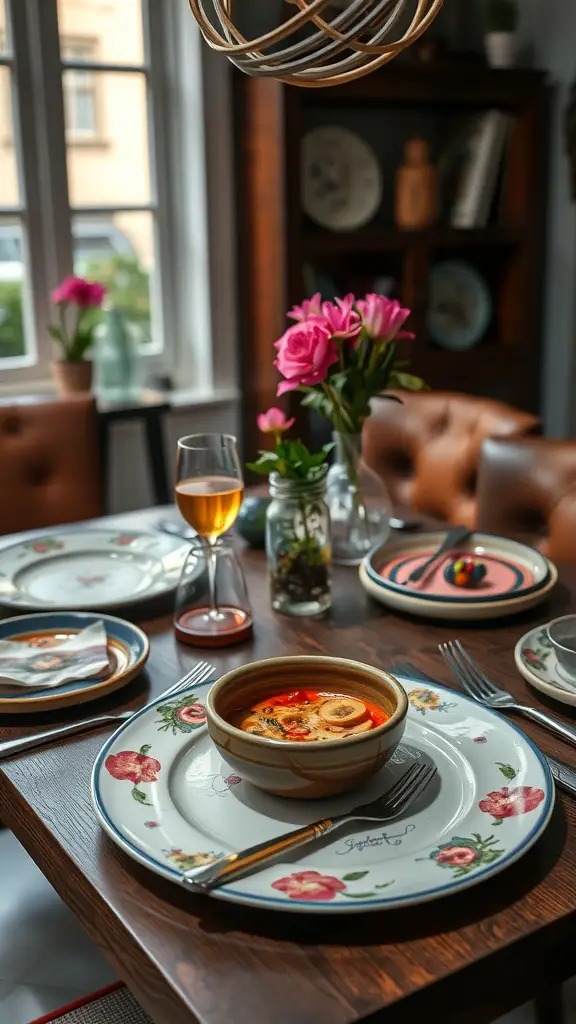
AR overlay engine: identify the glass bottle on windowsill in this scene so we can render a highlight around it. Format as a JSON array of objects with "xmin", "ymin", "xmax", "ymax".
[{"xmin": 94, "ymin": 304, "xmax": 142, "ymax": 402}]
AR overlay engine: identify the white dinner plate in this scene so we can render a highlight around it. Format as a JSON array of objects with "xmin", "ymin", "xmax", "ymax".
[
  {"xmin": 92, "ymin": 674, "xmax": 553, "ymax": 914},
  {"xmin": 0, "ymin": 528, "xmax": 189, "ymax": 611},
  {"xmin": 515, "ymin": 622, "xmax": 576, "ymax": 708}
]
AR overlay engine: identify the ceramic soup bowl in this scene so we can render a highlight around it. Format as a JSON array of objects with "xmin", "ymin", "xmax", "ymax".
[{"xmin": 206, "ymin": 655, "xmax": 408, "ymax": 799}]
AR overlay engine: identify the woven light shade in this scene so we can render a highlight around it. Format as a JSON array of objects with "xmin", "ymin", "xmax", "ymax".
[{"xmin": 188, "ymin": 0, "xmax": 444, "ymax": 87}]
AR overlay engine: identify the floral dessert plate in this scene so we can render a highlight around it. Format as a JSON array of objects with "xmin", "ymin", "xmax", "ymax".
[
  {"xmin": 515, "ymin": 623, "xmax": 576, "ymax": 708},
  {"xmin": 0, "ymin": 612, "xmax": 149, "ymax": 713},
  {"xmin": 91, "ymin": 676, "xmax": 553, "ymax": 914},
  {"xmin": 0, "ymin": 529, "xmax": 189, "ymax": 611}
]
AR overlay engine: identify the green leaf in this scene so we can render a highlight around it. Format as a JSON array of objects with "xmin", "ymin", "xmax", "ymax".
[
  {"xmin": 131, "ymin": 786, "xmax": 151, "ymax": 806},
  {"xmin": 496, "ymin": 763, "xmax": 517, "ymax": 780},
  {"xmin": 342, "ymin": 871, "xmax": 369, "ymax": 881},
  {"xmin": 492, "ymin": 818, "xmax": 504, "ymax": 826},
  {"xmin": 388, "ymin": 370, "xmax": 428, "ymax": 392},
  {"xmin": 48, "ymin": 324, "xmax": 63, "ymax": 342},
  {"xmin": 375, "ymin": 882, "xmax": 394, "ymax": 889},
  {"xmin": 139, "ymin": 743, "xmax": 151, "ymax": 755},
  {"xmin": 342, "ymin": 892, "xmax": 377, "ymax": 899}
]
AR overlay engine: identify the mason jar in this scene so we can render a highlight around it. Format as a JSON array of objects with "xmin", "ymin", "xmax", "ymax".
[{"xmin": 266, "ymin": 468, "xmax": 331, "ymax": 616}]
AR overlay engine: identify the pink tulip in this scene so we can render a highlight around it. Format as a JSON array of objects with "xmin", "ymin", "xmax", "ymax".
[
  {"xmin": 51, "ymin": 276, "xmax": 106, "ymax": 308},
  {"xmin": 356, "ymin": 293, "xmax": 414, "ymax": 341},
  {"xmin": 287, "ymin": 292, "xmax": 323, "ymax": 322},
  {"xmin": 256, "ymin": 407, "xmax": 295, "ymax": 434},
  {"xmin": 274, "ymin": 317, "xmax": 338, "ymax": 396},
  {"xmin": 319, "ymin": 293, "xmax": 361, "ymax": 340}
]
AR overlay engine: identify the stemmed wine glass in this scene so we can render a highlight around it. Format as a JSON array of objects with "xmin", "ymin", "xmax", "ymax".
[{"xmin": 175, "ymin": 434, "xmax": 244, "ymax": 637}]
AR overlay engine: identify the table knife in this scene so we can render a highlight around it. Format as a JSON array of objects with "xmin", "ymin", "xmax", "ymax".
[
  {"xmin": 390, "ymin": 660, "xmax": 576, "ymax": 799},
  {"xmin": 401, "ymin": 525, "xmax": 470, "ymax": 585}
]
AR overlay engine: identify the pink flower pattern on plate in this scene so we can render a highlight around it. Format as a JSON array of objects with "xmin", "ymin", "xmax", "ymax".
[{"xmin": 271, "ymin": 870, "xmax": 347, "ymax": 902}]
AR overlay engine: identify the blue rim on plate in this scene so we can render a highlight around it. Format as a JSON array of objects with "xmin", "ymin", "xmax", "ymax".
[
  {"xmin": 365, "ymin": 532, "xmax": 551, "ymax": 605},
  {"xmin": 0, "ymin": 612, "xmax": 149, "ymax": 712},
  {"xmin": 91, "ymin": 676, "xmax": 554, "ymax": 914}
]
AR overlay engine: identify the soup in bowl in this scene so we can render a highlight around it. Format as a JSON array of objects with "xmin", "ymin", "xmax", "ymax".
[{"xmin": 206, "ymin": 656, "xmax": 408, "ymax": 798}]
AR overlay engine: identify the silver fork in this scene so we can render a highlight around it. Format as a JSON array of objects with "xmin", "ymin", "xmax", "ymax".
[
  {"xmin": 0, "ymin": 660, "xmax": 215, "ymax": 761},
  {"xmin": 183, "ymin": 761, "xmax": 437, "ymax": 891},
  {"xmin": 439, "ymin": 639, "xmax": 576, "ymax": 748}
]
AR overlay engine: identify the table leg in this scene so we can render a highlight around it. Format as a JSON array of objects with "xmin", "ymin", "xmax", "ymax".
[{"xmin": 144, "ymin": 411, "xmax": 170, "ymax": 505}]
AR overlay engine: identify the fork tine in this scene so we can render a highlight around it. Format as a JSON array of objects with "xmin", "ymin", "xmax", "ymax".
[
  {"xmin": 354, "ymin": 763, "xmax": 423, "ymax": 816},
  {"xmin": 390, "ymin": 763, "xmax": 437, "ymax": 813},
  {"xmin": 439, "ymin": 641, "xmax": 481, "ymax": 700},
  {"xmin": 449, "ymin": 642, "xmax": 493, "ymax": 700},
  {"xmin": 159, "ymin": 661, "xmax": 215, "ymax": 701},
  {"xmin": 453, "ymin": 641, "xmax": 499, "ymax": 698}
]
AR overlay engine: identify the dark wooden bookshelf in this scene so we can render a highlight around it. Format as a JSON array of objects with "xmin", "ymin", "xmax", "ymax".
[{"xmin": 235, "ymin": 63, "xmax": 551, "ymax": 458}]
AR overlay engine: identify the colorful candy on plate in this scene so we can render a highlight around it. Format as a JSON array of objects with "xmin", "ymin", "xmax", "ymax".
[{"xmin": 444, "ymin": 557, "xmax": 487, "ymax": 588}]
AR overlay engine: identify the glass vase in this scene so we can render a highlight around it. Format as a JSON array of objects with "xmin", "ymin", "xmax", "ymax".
[
  {"xmin": 94, "ymin": 306, "xmax": 142, "ymax": 402},
  {"xmin": 326, "ymin": 432, "xmax": 391, "ymax": 565},
  {"xmin": 266, "ymin": 469, "xmax": 331, "ymax": 617}
]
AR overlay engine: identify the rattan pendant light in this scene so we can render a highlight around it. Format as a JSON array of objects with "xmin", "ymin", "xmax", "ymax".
[{"xmin": 188, "ymin": 0, "xmax": 444, "ymax": 87}]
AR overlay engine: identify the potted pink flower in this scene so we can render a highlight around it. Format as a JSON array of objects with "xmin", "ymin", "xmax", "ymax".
[
  {"xmin": 49, "ymin": 275, "xmax": 106, "ymax": 394},
  {"xmin": 274, "ymin": 291, "xmax": 426, "ymax": 563}
]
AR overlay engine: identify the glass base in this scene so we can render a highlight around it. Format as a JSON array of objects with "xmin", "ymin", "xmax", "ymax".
[
  {"xmin": 272, "ymin": 591, "xmax": 331, "ymax": 617},
  {"xmin": 174, "ymin": 606, "xmax": 252, "ymax": 647}
]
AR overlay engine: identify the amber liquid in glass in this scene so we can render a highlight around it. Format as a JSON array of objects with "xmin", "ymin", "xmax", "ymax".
[{"xmin": 175, "ymin": 476, "xmax": 243, "ymax": 538}]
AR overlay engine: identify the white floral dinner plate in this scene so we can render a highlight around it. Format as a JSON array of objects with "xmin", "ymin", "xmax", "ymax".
[
  {"xmin": 515, "ymin": 623, "xmax": 576, "ymax": 708},
  {"xmin": 91, "ymin": 675, "xmax": 553, "ymax": 914},
  {"xmin": 0, "ymin": 529, "xmax": 189, "ymax": 611},
  {"xmin": 301, "ymin": 126, "xmax": 382, "ymax": 231}
]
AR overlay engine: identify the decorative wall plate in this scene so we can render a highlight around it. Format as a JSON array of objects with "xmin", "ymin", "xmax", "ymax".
[
  {"xmin": 301, "ymin": 127, "xmax": 382, "ymax": 231},
  {"xmin": 92, "ymin": 676, "xmax": 552, "ymax": 914},
  {"xmin": 428, "ymin": 260, "xmax": 492, "ymax": 350},
  {"xmin": 0, "ymin": 528, "xmax": 189, "ymax": 611},
  {"xmin": 0, "ymin": 611, "xmax": 149, "ymax": 713}
]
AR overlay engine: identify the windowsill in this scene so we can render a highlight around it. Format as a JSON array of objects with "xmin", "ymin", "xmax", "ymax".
[{"xmin": 0, "ymin": 378, "xmax": 241, "ymax": 411}]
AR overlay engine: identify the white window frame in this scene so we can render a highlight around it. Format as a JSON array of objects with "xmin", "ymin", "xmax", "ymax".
[{"xmin": 0, "ymin": 0, "xmax": 225, "ymax": 395}]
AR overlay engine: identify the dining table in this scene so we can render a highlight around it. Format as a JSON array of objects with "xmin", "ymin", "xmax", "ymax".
[{"xmin": 1, "ymin": 505, "xmax": 576, "ymax": 1024}]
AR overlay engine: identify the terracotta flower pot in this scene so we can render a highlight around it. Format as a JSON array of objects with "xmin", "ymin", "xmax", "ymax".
[{"xmin": 51, "ymin": 360, "xmax": 93, "ymax": 396}]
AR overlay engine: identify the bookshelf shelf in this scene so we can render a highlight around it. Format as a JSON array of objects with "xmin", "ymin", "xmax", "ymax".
[{"xmin": 236, "ymin": 63, "xmax": 550, "ymax": 457}]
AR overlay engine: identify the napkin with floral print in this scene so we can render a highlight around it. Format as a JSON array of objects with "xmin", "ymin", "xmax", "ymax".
[{"xmin": 0, "ymin": 621, "xmax": 110, "ymax": 689}]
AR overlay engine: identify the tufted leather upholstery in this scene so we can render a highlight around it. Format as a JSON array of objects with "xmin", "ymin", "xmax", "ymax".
[
  {"xmin": 477, "ymin": 438, "xmax": 576, "ymax": 563},
  {"xmin": 362, "ymin": 391, "xmax": 540, "ymax": 529},
  {"xmin": 0, "ymin": 396, "xmax": 102, "ymax": 536}
]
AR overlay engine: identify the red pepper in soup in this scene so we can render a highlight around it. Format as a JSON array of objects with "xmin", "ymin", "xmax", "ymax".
[{"xmin": 232, "ymin": 690, "xmax": 389, "ymax": 742}]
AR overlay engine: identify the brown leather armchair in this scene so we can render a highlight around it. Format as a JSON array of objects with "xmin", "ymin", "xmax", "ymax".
[
  {"xmin": 0, "ymin": 395, "xmax": 102, "ymax": 536},
  {"xmin": 477, "ymin": 437, "xmax": 576, "ymax": 563},
  {"xmin": 362, "ymin": 391, "xmax": 540, "ymax": 528}
]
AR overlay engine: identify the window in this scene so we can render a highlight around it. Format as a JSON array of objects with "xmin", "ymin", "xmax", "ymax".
[
  {"xmin": 62, "ymin": 40, "xmax": 98, "ymax": 140},
  {"xmin": 0, "ymin": 0, "xmax": 210, "ymax": 384}
]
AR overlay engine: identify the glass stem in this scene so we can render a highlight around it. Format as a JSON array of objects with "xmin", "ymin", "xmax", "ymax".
[{"xmin": 206, "ymin": 539, "xmax": 219, "ymax": 619}]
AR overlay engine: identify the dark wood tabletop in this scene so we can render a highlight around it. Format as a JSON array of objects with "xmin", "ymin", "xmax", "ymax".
[{"xmin": 1, "ymin": 508, "xmax": 575, "ymax": 1024}]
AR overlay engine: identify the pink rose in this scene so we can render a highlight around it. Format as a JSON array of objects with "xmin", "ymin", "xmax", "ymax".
[
  {"xmin": 256, "ymin": 407, "xmax": 295, "ymax": 434},
  {"xmin": 356, "ymin": 293, "xmax": 414, "ymax": 341},
  {"xmin": 274, "ymin": 318, "xmax": 338, "ymax": 396},
  {"xmin": 435, "ymin": 845, "xmax": 478, "ymax": 867},
  {"xmin": 319, "ymin": 294, "xmax": 361, "ymax": 340},
  {"xmin": 51, "ymin": 276, "xmax": 106, "ymax": 308},
  {"xmin": 287, "ymin": 292, "xmax": 323, "ymax": 322},
  {"xmin": 105, "ymin": 749, "xmax": 161, "ymax": 784},
  {"xmin": 479, "ymin": 786, "xmax": 545, "ymax": 820},
  {"xmin": 271, "ymin": 870, "xmax": 346, "ymax": 902}
]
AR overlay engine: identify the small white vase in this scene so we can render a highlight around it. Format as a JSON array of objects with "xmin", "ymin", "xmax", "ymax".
[{"xmin": 484, "ymin": 31, "xmax": 517, "ymax": 69}]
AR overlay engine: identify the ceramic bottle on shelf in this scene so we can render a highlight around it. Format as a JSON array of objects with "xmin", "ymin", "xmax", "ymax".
[{"xmin": 395, "ymin": 139, "xmax": 438, "ymax": 231}]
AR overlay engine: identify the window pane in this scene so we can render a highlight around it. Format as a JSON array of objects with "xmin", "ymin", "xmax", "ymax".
[
  {"xmin": 0, "ymin": 220, "xmax": 26, "ymax": 359},
  {"xmin": 0, "ymin": 0, "xmax": 9, "ymax": 54},
  {"xmin": 73, "ymin": 212, "xmax": 155, "ymax": 345},
  {"xmin": 58, "ymin": 0, "xmax": 144, "ymax": 66},
  {"xmin": 0, "ymin": 67, "xmax": 19, "ymax": 205},
  {"xmin": 65, "ymin": 71, "xmax": 151, "ymax": 206}
]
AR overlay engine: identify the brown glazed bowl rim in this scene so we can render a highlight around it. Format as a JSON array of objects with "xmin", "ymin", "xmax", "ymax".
[{"xmin": 206, "ymin": 655, "xmax": 408, "ymax": 751}]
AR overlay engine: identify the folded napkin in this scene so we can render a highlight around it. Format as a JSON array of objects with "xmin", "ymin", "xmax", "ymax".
[{"xmin": 0, "ymin": 621, "xmax": 110, "ymax": 690}]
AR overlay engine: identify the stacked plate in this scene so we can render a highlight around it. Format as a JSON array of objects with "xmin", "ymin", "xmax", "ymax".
[{"xmin": 359, "ymin": 532, "xmax": 557, "ymax": 621}]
